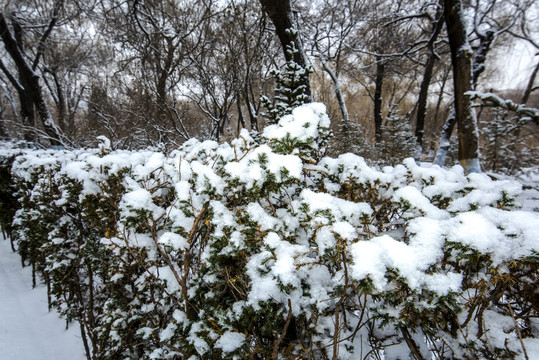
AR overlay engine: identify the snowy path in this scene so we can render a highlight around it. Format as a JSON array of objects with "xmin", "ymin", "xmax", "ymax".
[{"xmin": 0, "ymin": 237, "xmax": 85, "ymax": 360}]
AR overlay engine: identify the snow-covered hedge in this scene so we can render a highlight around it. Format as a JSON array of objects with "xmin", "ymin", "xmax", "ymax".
[{"xmin": 1, "ymin": 103, "xmax": 538, "ymax": 360}]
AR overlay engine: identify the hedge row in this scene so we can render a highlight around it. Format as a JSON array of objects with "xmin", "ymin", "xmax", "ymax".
[{"xmin": 1, "ymin": 104, "xmax": 538, "ymax": 359}]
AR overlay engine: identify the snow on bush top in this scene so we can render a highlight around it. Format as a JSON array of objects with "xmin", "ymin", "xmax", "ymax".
[{"xmin": 2, "ymin": 103, "xmax": 538, "ymax": 359}]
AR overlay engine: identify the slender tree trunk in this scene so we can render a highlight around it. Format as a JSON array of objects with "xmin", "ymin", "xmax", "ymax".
[
  {"xmin": 433, "ymin": 107, "xmax": 456, "ymax": 166},
  {"xmin": 244, "ymin": 84, "xmax": 258, "ymax": 131},
  {"xmin": 442, "ymin": 0, "xmax": 481, "ymax": 173},
  {"xmin": 374, "ymin": 56, "xmax": 385, "ymax": 141},
  {"xmin": 471, "ymin": 31, "xmax": 494, "ymax": 87},
  {"xmin": 50, "ymin": 70, "xmax": 69, "ymax": 132},
  {"xmin": 416, "ymin": 54, "xmax": 436, "ymax": 153},
  {"xmin": 415, "ymin": 8, "xmax": 444, "ymax": 154},
  {"xmin": 320, "ymin": 58, "xmax": 349, "ymax": 126},
  {"xmin": 434, "ymin": 67, "xmax": 450, "ymax": 125},
  {"xmin": 521, "ymin": 59, "xmax": 539, "ymax": 105},
  {"xmin": 236, "ymin": 93, "xmax": 246, "ymax": 135}
]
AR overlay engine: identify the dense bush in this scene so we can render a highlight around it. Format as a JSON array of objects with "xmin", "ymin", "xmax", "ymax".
[{"xmin": 1, "ymin": 103, "xmax": 538, "ymax": 360}]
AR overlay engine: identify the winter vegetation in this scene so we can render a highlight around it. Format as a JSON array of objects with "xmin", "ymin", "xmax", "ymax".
[
  {"xmin": 1, "ymin": 103, "xmax": 538, "ymax": 359},
  {"xmin": 1, "ymin": 0, "xmax": 539, "ymax": 359}
]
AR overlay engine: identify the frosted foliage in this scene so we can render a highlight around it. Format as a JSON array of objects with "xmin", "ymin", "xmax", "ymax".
[
  {"xmin": 1, "ymin": 103, "xmax": 538, "ymax": 360},
  {"xmin": 262, "ymin": 103, "xmax": 330, "ymax": 143},
  {"xmin": 215, "ymin": 331, "xmax": 245, "ymax": 353}
]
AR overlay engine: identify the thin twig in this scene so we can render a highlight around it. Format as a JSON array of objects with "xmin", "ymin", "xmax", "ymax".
[
  {"xmin": 507, "ymin": 302, "xmax": 529, "ymax": 360},
  {"xmin": 272, "ymin": 299, "xmax": 293, "ymax": 359}
]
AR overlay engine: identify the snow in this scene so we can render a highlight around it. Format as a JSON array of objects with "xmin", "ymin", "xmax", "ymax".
[
  {"xmin": 0, "ymin": 237, "xmax": 84, "ymax": 360},
  {"xmin": 158, "ymin": 231, "xmax": 188, "ymax": 250},
  {"xmin": 262, "ymin": 103, "xmax": 329, "ymax": 142},
  {"xmin": 300, "ymin": 189, "xmax": 373, "ymax": 222},
  {"xmin": 393, "ymin": 185, "xmax": 447, "ymax": 219},
  {"xmin": 121, "ymin": 187, "xmax": 165, "ymax": 220},
  {"xmin": 1, "ymin": 102, "xmax": 538, "ymax": 359},
  {"xmin": 215, "ymin": 331, "xmax": 245, "ymax": 353}
]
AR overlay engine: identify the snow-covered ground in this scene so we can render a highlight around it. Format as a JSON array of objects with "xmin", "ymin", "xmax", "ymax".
[{"xmin": 0, "ymin": 236, "xmax": 85, "ymax": 360}]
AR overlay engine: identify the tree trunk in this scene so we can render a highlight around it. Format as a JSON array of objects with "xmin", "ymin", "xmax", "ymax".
[
  {"xmin": 374, "ymin": 56, "xmax": 385, "ymax": 141},
  {"xmin": 416, "ymin": 54, "xmax": 436, "ymax": 153},
  {"xmin": 415, "ymin": 8, "xmax": 444, "ymax": 153},
  {"xmin": 244, "ymin": 84, "xmax": 259, "ymax": 131},
  {"xmin": 48, "ymin": 70, "xmax": 68, "ymax": 132},
  {"xmin": 259, "ymin": 0, "xmax": 311, "ymax": 100},
  {"xmin": 236, "ymin": 93, "xmax": 246, "ymax": 135},
  {"xmin": 434, "ymin": 26, "xmax": 494, "ymax": 168},
  {"xmin": 443, "ymin": 0, "xmax": 480, "ymax": 173},
  {"xmin": 471, "ymin": 31, "xmax": 494, "ymax": 87},
  {"xmin": 521, "ymin": 59, "xmax": 539, "ymax": 105},
  {"xmin": 0, "ymin": 12, "xmax": 62, "ymax": 146},
  {"xmin": 0, "ymin": 54, "xmax": 36, "ymax": 141},
  {"xmin": 320, "ymin": 57, "xmax": 349, "ymax": 126},
  {"xmin": 433, "ymin": 107, "xmax": 456, "ymax": 166}
]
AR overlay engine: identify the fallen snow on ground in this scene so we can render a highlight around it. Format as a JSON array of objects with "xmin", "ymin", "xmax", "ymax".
[{"xmin": 0, "ymin": 236, "xmax": 84, "ymax": 360}]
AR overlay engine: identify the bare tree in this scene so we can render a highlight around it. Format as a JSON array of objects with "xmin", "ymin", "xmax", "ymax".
[
  {"xmin": 414, "ymin": 2, "xmax": 445, "ymax": 153},
  {"xmin": 433, "ymin": 0, "xmax": 532, "ymax": 168},
  {"xmin": 0, "ymin": 3, "xmax": 65, "ymax": 145},
  {"xmin": 306, "ymin": 0, "xmax": 370, "ymax": 127}
]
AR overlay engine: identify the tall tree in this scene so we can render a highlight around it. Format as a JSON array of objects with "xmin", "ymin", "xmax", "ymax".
[
  {"xmin": 433, "ymin": 0, "xmax": 532, "ymax": 167},
  {"xmin": 307, "ymin": 0, "xmax": 369, "ymax": 127},
  {"xmin": 414, "ymin": 4, "xmax": 445, "ymax": 153},
  {"xmin": 0, "ymin": 6, "xmax": 64, "ymax": 145},
  {"xmin": 442, "ymin": 0, "xmax": 480, "ymax": 173}
]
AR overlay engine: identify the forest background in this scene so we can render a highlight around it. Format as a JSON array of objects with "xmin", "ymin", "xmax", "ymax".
[{"xmin": 0, "ymin": 0, "xmax": 537, "ymax": 174}]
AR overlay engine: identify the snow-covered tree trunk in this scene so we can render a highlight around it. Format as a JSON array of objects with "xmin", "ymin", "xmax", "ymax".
[
  {"xmin": 374, "ymin": 56, "xmax": 385, "ymax": 141},
  {"xmin": 433, "ymin": 108, "xmax": 456, "ymax": 166},
  {"xmin": 434, "ymin": 25, "xmax": 494, "ymax": 168},
  {"xmin": 434, "ymin": 33, "xmax": 494, "ymax": 167},
  {"xmin": 259, "ymin": 0, "xmax": 311, "ymax": 100},
  {"xmin": 442, "ymin": 0, "xmax": 481, "ymax": 173},
  {"xmin": 319, "ymin": 58, "xmax": 349, "ymax": 126}
]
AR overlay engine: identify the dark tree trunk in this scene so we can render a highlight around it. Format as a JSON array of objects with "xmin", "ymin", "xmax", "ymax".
[
  {"xmin": 0, "ymin": 55, "xmax": 36, "ymax": 141},
  {"xmin": 471, "ymin": 31, "xmax": 494, "ymax": 88},
  {"xmin": 236, "ymin": 93, "xmax": 246, "ymax": 135},
  {"xmin": 416, "ymin": 54, "xmax": 436, "ymax": 151},
  {"xmin": 48, "ymin": 69, "xmax": 67, "ymax": 132},
  {"xmin": 433, "ymin": 107, "xmax": 456, "ymax": 166},
  {"xmin": 434, "ymin": 20, "xmax": 494, "ymax": 168},
  {"xmin": 244, "ymin": 84, "xmax": 259, "ymax": 131},
  {"xmin": 443, "ymin": 0, "xmax": 480, "ymax": 173},
  {"xmin": 259, "ymin": 0, "xmax": 311, "ymax": 99},
  {"xmin": 415, "ymin": 8, "xmax": 444, "ymax": 152},
  {"xmin": 374, "ymin": 56, "xmax": 385, "ymax": 141},
  {"xmin": 435, "ymin": 5, "xmax": 493, "ymax": 169},
  {"xmin": 0, "ymin": 12, "xmax": 62, "ymax": 146},
  {"xmin": 521, "ymin": 60, "xmax": 539, "ymax": 105}
]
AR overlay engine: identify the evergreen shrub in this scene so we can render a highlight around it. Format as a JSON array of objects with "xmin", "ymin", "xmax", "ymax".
[{"xmin": 0, "ymin": 103, "xmax": 537, "ymax": 359}]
